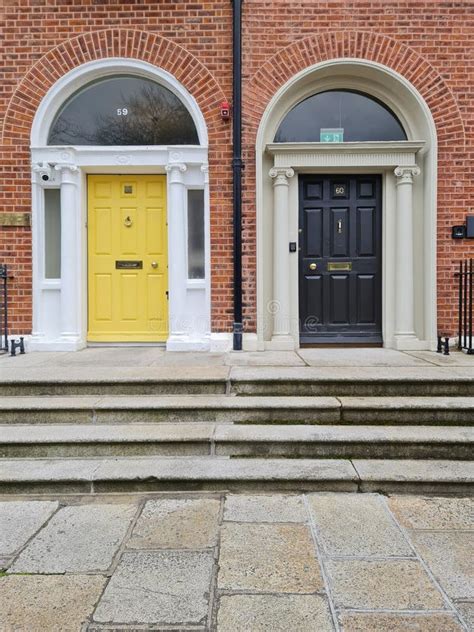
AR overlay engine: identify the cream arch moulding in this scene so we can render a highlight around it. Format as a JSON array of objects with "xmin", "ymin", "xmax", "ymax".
[
  {"xmin": 264, "ymin": 140, "xmax": 432, "ymax": 351},
  {"xmin": 29, "ymin": 145, "xmax": 212, "ymax": 352}
]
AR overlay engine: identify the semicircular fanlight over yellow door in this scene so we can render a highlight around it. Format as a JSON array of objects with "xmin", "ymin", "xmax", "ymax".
[{"xmin": 87, "ymin": 175, "xmax": 168, "ymax": 342}]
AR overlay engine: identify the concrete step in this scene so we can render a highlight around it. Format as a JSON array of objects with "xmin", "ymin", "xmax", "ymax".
[
  {"xmin": 0, "ymin": 456, "xmax": 472, "ymax": 494},
  {"xmin": 0, "ymin": 423, "xmax": 472, "ymax": 460},
  {"xmin": 1, "ymin": 395, "xmax": 473, "ymax": 425},
  {"xmin": 2, "ymin": 366, "xmax": 474, "ymax": 397}
]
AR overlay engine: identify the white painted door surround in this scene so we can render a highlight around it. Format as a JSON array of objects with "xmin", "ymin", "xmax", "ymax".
[
  {"xmin": 256, "ymin": 59, "xmax": 438, "ymax": 351},
  {"xmin": 29, "ymin": 59, "xmax": 211, "ymax": 352}
]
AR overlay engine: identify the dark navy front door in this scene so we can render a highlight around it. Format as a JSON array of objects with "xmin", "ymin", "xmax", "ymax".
[{"xmin": 299, "ymin": 174, "xmax": 382, "ymax": 344}]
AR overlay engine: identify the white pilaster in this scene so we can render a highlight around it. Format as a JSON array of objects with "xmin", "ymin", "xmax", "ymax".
[
  {"xmin": 30, "ymin": 166, "xmax": 45, "ymax": 344},
  {"xmin": 201, "ymin": 163, "xmax": 211, "ymax": 344},
  {"xmin": 393, "ymin": 165, "xmax": 421, "ymax": 349},
  {"xmin": 165, "ymin": 162, "xmax": 188, "ymax": 350},
  {"xmin": 56, "ymin": 163, "xmax": 81, "ymax": 346},
  {"xmin": 269, "ymin": 167, "xmax": 295, "ymax": 348}
]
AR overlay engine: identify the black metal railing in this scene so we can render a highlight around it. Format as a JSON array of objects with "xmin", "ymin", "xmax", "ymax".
[
  {"xmin": 457, "ymin": 258, "xmax": 473, "ymax": 354},
  {"xmin": 0, "ymin": 264, "xmax": 8, "ymax": 353}
]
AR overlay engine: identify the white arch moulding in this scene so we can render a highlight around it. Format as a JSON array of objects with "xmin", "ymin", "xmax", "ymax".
[
  {"xmin": 255, "ymin": 58, "xmax": 438, "ymax": 351},
  {"xmin": 29, "ymin": 58, "xmax": 211, "ymax": 351}
]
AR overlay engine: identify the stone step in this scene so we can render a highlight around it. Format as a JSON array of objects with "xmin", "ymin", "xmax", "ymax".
[
  {"xmin": 0, "ymin": 395, "xmax": 473, "ymax": 425},
  {"xmin": 2, "ymin": 366, "xmax": 474, "ymax": 397},
  {"xmin": 0, "ymin": 396, "xmax": 340, "ymax": 424},
  {"xmin": 230, "ymin": 367, "xmax": 474, "ymax": 397},
  {"xmin": 0, "ymin": 456, "xmax": 472, "ymax": 494},
  {"xmin": 0, "ymin": 423, "xmax": 472, "ymax": 460}
]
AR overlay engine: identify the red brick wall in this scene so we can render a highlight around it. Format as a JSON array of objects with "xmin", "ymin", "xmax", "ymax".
[
  {"xmin": 0, "ymin": 2, "xmax": 233, "ymax": 334},
  {"xmin": 1, "ymin": 1, "xmax": 473, "ymax": 339},
  {"xmin": 241, "ymin": 1, "xmax": 474, "ymax": 337}
]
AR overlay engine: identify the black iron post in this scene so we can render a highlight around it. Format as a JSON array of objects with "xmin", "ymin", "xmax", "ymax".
[
  {"xmin": 231, "ymin": 0, "xmax": 243, "ymax": 350},
  {"xmin": 0, "ymin": 265, "xmax": 7, "ymax": 352}
]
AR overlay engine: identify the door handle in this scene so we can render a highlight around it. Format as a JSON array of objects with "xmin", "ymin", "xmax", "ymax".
[
  {"xmin": 151, "ymin": 261, "xmax": 158, "ymax": 269},
  {"xmin": 309, "ymin": 263, "xmax": 317, "ymax": 271}
]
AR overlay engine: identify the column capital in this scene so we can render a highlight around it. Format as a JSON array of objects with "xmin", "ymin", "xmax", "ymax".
[
  {"xmin": 269, "ymin": 167, "xmax": 295, "ymax": 187},
  {"xmin": 200, "ymin": 163, "xmax": 209, "ymax": 185},
  {"xmin": 394, "ymin": 165, "xmax": 421, "ymax": 185},
  {"xmin": 166, "ymin": 162, "xmax": 187, "ymax": 184},
  {"xmin": 54, "ymin": 163, "xmax": 79, "ymax": 186}
]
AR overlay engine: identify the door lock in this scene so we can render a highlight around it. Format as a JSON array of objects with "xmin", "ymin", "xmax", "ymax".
[{"xmin": 151, "ymin": 261, "xmax": 158, "ymax": 269}]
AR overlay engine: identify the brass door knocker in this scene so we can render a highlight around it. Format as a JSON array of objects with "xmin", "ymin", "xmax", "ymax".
[{"xmin": 124, "ymin": 215, "xmax": 133, "ymax": 227}]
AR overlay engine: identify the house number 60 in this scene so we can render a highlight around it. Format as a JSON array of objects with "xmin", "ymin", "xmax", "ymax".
[{"xmin": 117, "ymin": 108, "xmax": 129, "ymax": 116}]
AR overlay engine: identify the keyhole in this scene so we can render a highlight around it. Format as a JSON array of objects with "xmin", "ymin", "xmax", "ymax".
[{"xmin": 337, "ymin": 219, "xmax": 342, "ymax": 234}]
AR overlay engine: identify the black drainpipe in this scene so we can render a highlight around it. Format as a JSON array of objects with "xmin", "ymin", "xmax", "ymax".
[{"xmin": 231, "ymin": 0, "xmax": 243, "ymax": 351}]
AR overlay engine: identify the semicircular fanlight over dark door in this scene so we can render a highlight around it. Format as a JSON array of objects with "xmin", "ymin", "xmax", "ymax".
[
  {"xmin": 274, "ymin": 90, "xmax": 407, "ymax": 143},
  {"xmin": 48, "ymin": 75, "xmax": 200, "ymax": 146}
]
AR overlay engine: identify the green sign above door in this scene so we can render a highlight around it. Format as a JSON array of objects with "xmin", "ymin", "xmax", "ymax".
[{"xmin": 320, "ymin": 128, "xmax": 344, "ymax": 142}]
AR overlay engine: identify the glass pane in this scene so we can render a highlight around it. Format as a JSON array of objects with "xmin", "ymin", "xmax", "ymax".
[
  {"xmin": 48, "ymin": 75, "xmax": 199, "ymax": 146},
  {"xmin": 44, "ymin": 189, "xmax": 61, "ymax": 279},
  {"xmin": 274, "ymin": 90, "xmax": 407, "ymax": 142},
  {"xmin": 187, "ymin": 190, "xmax": 205, "ymax": 280}
]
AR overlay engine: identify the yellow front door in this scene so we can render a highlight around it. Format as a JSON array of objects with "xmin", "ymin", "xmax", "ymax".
[{"xmin": 87, "ymin": 175, "xmax": 168, "ymax": 342}]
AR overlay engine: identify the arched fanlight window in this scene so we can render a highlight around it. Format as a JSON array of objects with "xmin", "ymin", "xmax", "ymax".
[
  {"xmin": 48, "ymin": 75, "xmax": 200, "ymax": 146},
  {"xmin": 274, "ymin": 90, "xmax": 407, "ymax": 143}
]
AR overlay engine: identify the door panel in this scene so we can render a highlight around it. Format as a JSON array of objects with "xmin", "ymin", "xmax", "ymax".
[
  {"xmin": 299, "ymin": 174, "xmax": 382, "ymax": 344},
  {"xmin": 88, "ymin": 175, "xmax": 168, "ymax": 342}
]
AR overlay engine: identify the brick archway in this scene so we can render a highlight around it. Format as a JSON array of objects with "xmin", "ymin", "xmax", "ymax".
[
  {"xmin": 2, "ymin": 28, "xmax": 226, "ymax": 144},
  {"xmin": 2, "ymin": 29, "xmax": 234, "ymax": 338},
  {"xmin": 245, "ymin": 30, "xmax": 464, "ymax": 147},
  {"xmin": 242, "ymin": 30, "xmax": 466, "ymax": 339}
]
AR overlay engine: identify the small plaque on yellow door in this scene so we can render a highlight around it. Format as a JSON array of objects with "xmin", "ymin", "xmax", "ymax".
[{"xmin": 0, "ymin": 213, "xmax": 30, "ymax": 227}]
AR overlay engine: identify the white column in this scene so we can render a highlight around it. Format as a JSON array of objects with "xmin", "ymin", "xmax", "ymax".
[
  {"xmin": 394, "ymin": 165, "xmax": 421, "ymax": 348},
  {"xmin": 269, "ymin": 167, "xmax": 294, "ymax": 346},
  {"xmin": 165, "ymin": 162, "xmax": 188, "ymax": 349},
  {"xmin": 56, "ymin": 163, "xmax": 81, "ymax": 346}
]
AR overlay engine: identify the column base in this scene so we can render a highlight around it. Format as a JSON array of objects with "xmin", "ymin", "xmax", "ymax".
[
  {"xmin": 166, "ymin": 334, "xmax": 210, "ymax": 352},
  {"xmin": 266, "ymin": 334, "xmax": 297, "ymax": 351},
  {"xmin": 392, "ymin": 334, "xmax": 426, "ymax": 351},
  {"xmin": 29, "ymin": 334, "xmax": 86, "ymax": 352}
]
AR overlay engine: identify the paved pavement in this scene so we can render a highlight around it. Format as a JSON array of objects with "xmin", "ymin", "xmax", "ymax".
[
  {"xmin": 1, "ymin": 346, "xmax": 474, "ymax": 370},
  {"xmin": 0, "ymin": 492, "xmax": 472, "ymax": 631}
]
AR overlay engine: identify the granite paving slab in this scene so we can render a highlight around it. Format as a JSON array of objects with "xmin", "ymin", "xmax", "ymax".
[
  {"xmin": 455, "ymin": 601, "xmax": 474, "ymax": 630},
  {"xmin": 388, "ymin": 495, "xmax": 474, "ymax": 530},
  {"xmin": 326, "ymin": 559, "xmax": 447, "ymax": 610},
  {"xmin": 0, "ymin": 575, "xmax": 106, "ymax": 632},
  {"xmin": 338, "ymin": 612, "xmax": 464, "ymax": 632},
  {"xmin": 10, "ymin": 503, "xmax": 136, "ymax": 573},
  {"xmin": 128, "ymin": 497, "xmax": 220, "ymax": 549},
  {"xmin": 410, "ymin": 531, "xmax": 474, "ymax": 600},
  {"xmin": 93, "ymin": 550, "xmax": 214, "ymax": 625},
  {"xmin": 0, "ymin": 500, "xmax": 58, "ymax": 556},
  {"xmin": 223, "ymin": 494, "xmax": 307, "ymax": 523},
  {"xmin": 218, "ymin": 522, "xmax": 323, "ymax": 593},
  {"xmin": 307, "ymin": 493, "xmax": 413, "ymax": 557},
  {"xmin": 217, "ymin": 594, "xmax": 334, "ymax": 631}
]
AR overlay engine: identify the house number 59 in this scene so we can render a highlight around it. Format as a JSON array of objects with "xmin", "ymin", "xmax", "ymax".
[{"xmin": 117, "ymin": 108, "xmax": 129, "ymax": 116}]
